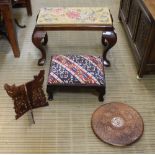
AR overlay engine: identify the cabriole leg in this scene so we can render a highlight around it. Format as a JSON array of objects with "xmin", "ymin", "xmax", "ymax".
[
  {"xmin": 32, "ymin": 28, "xmax": 48, "ymax": 66},
  {"xmin": 102, "ymin": 30, "xmax": 117, "ymax": 67}
]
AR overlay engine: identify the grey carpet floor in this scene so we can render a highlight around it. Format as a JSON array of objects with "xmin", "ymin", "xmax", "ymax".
[{"xmin": 0, "ymin": 0, "xmax": 155, "ymax": 153}]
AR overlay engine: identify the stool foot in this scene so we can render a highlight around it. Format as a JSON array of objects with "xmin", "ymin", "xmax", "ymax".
[
  {"xmin": 98, "ymin": 94, "xmax": 104, "ymax": 102},
  {"xmin": 48, "ymin": 93, "xmax": 53, "ymax": 101}
]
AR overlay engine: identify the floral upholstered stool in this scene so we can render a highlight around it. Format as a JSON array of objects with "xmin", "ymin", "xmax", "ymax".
[
  {"xmin": 32, "ymin": 7, "xmax": 117, "ymax": 66},
  {"xmin": 47, "ymin": 55, "xmax": 106, "ymax": 102}
]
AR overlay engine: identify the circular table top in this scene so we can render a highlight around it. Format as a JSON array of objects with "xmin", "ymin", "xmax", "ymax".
[{"xmin": 91, "ymin": 102, "xmax": 144, "ymax": 146}]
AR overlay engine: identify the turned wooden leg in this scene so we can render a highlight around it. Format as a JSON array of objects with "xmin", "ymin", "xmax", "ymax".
[
  {"xmin": 102, "ymin": 30, "xmax": 117, "ymax": 67},
  {"xmin": 32, "ymin": 28, "xmax": 48, "ymax": 66},
  {"xmin": 25, "ymin": 0, "xmax": 32, "ymax": 16}
]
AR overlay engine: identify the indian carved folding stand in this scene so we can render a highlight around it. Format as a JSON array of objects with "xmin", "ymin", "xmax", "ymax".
[
  {"xmin": 4, "ymin": 70, "xmax": 48, "ymax": 124},
  {"xmin": 32, "ymin": 7, "xmax": 117, "ymax": 66}
]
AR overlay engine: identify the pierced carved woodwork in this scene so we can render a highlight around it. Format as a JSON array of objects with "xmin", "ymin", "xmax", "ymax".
[{"xmin": 4, "ymin": 70, "xmax": 48, "ymax": 123}]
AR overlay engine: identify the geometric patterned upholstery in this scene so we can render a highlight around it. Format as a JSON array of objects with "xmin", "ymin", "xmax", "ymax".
[{"xmin": 48, "ymin": 55, "xmax": 105, "ymax": 86}]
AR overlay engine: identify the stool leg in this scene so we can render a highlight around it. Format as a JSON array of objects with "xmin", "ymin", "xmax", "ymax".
[
  {"xmin": 98, "ymin": 93, "xmax": 104, "ymax": 102},
  {"xmin": 48, "ymin": 93, "xmax": 53, "ymax": 101},
  {"xmin": 102, "ymin": 30, "xmax": 117, "ymax": 67},
  {"xmin": 47, "ymin": 86, "xmax": 54, "ymax": 101},
  {"xmin": 32, "ymin": 28, "xmax": 47, "ymax": 66},
  {"xmin": 97, "ymin": 88, "xmax": 105, "ymax": 102},
  {"xmin": 26, "ymin": 0, "xmax": 32, "ymax": 16}
]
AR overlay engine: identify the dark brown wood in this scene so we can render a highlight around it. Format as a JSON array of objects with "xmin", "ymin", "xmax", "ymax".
[
  {"xmin": 102, "ymin": 31, "xmax": 117, "ymax": 66},
  {"xmin": 4, "ymin": 70, "xmax": 48, "ymax": 123},
  {"xmin": 0, "ymin": 0, "xmax": 20, "ymax": 57},
  {"xmin": 32, "ymin": 29, "xmax": 48, "ymax": 66},
  {"xmin": 11, "ymin": 0, "xmax": 32, "ymax": 16},
  {"xmin": 25, "ymin": 0, "xmax": 32, "ymax": 16},
  {"xmin": 4, "ymin": 84, "xmax": 29, "ymax": 119},
  {"xmin": 32, "ymin": 9, "xmax": 117, "ymax": 66},
  {"xmin": 47, "ymin": 84, "xmax": 105, "ymax": 102},
  {"xmin": 91, "ymin": 102, "xmax": 144, "ymax": 146},
  {"xmin": 119, "ymin": 0, "xmax": 155, "ymax": 77}
]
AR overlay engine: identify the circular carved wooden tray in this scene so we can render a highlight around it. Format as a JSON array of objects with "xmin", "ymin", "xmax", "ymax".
[{"xmin": 91, "ymin": 102, "xmax": 144, "ymax": 146}]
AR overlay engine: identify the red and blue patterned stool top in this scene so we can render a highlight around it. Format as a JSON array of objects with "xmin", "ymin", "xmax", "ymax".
[{"xmin": 48, "ymin": 55, "xmax": 105, "ymax": 86}]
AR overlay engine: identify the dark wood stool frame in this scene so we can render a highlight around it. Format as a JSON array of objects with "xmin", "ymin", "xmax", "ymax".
[
  {"xmin": 32, "ymin": 11, "xmax": 117, "ymax": 67},
  {"xmin": 47, "ymin": 84, "xmax": 106, "ymax": 102}
]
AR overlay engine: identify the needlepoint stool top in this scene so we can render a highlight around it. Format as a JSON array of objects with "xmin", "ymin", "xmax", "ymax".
[
  {"xmin": 37, "ymin": 7, "xmax": 112, "ymax": 26},
  {"xmin": 48, "ymin": 55, "xmax": 105, "ymax": 86}
]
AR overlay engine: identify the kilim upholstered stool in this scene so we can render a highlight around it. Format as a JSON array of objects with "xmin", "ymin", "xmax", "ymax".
[{"xmin": 47, "ymin": 55, "xmax": 106, "ymax": 102}]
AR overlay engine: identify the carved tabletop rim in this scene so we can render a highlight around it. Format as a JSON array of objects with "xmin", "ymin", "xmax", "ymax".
[{"xmin": 91, "ymin": 102, "xmax": 144, "ymax": 146}]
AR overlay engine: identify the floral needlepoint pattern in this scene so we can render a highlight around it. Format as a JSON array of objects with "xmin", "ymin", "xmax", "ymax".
[
  {"xmin": 37, "ymin": 7, "xmax": 112, "ymax": 25},
  {"xmin": 66, "ymin": 10, "xmax": 80, "ymax": 19},
  {"xmin": 51, "ymin": 8, "xmax": 64, "ymax": 16},
  {"xmin": 48, "ymin": 55, "xmax": 105, "ymax": 86}
]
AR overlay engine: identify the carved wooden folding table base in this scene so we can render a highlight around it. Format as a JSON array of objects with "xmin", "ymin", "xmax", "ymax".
[{"xmin": 4, "ymin": 70, "xmax": 48, "ymax": 124}]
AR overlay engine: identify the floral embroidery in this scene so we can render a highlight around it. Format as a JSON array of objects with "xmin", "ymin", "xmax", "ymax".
[
  {"xmin": 51, "ymin": 7, "xmax": 64, "ymax": 16},
  {"xmin": 66, "ymin": 10, "xmax": 80, "ymax": 19},
  {"xmin": 37, "ymin": 7, "xmax": 112, "ymax": 25}
]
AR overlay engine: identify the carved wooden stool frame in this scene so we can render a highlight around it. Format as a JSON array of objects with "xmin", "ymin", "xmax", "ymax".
[
  {"xmin": 32, "ymin": 9, "xmax": 117, "ymax": 67},
  {"xmin": 47, "ymin": 84, "xmax": 106, "ymax": 102}
]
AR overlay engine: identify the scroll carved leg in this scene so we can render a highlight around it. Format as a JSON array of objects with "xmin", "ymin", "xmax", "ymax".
[
  {"xmin": 102, "ymin": 31, "xmax": 117, "ymax": 67},
  {"xmin": 32, "ymin": 28, "xmax": 48, "ymax": 66},
  {"xmin": 42, "ymin": 33, "xmax": 48, "ymax": 46}
]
